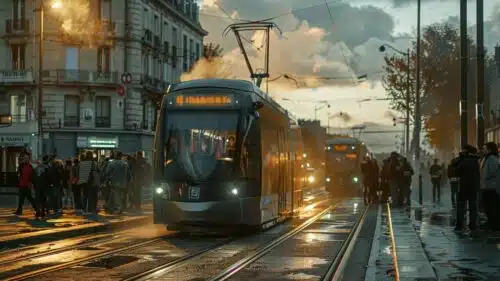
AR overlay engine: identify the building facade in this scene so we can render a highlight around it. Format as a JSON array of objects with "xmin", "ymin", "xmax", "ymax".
[{"xmin": 0, "ymin": 0, "xmax": 207, "ymax": 175}]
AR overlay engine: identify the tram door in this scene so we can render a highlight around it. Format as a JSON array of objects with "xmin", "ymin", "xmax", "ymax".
[{"xmin": 277, "ymin": 128, "xmax": 286, "ymax": 216}]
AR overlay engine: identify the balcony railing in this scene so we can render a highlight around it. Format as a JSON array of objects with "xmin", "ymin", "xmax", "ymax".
[
  {"xmin": 43, "ymin": 70, "xmax": 119, "ymax": 85},
  {"xmin": 141, "ymin": 74, "xmax": 169, "ymax": 93},
  {"xmin": 0, "ymin": 70, "xmax": 33, "ymax": 83},
  {"xmin": 95, "ymin": 116, "xmax": 110, "ymax": 128},
  {"xmin": 64, "ymin": 115, "xmax": 79, "ymax": 127},
  {"xmin": 5, "ymin": 19, "xmax": 30, "ymax": 34}
]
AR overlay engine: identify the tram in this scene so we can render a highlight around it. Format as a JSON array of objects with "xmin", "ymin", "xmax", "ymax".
[
  {"xmin": 152, "ymin": 79, "xmax": 304, "ymax": 232},
  {"xmin": 324, "ymin": 136, "xmax": 369, "ymax": 196}
]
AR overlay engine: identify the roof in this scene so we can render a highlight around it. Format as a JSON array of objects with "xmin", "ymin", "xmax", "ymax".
[
  {"xmin": 168, "ymin": 79, "xmax": 257, "ymax": 92},
  {"xmin": 326, "ymin": 136, "xmax": 362, "ymax": 145}
]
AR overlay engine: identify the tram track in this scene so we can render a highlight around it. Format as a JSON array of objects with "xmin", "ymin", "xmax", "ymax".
[
  {"xmin": 0, "ymin": 232, "xmax": 126, "ymax": 268},
  {"xmin": 207, "ymin": 200, "xmax": 368, "ymax": 281},
  {"xmin": 3, "ymin": 235, "xmax": 171, "ymax": 281},
  {"xmin": 118, "ymin": 203, "xmax": 338, "ymax": 281}
]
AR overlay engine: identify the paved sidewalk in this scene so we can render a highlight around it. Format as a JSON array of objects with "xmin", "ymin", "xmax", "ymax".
[
  {"xmin": 0, "ymin": 203, "xmax": 152, "ymax": 249},
  {"xmin": 365, "ymin": 204, "xmax": 437, "ymax": 281}
]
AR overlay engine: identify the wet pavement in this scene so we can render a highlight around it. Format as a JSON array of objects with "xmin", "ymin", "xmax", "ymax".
[{"xmin": 0, "ymin": 204, "xmax": 152, "ymax": 249}]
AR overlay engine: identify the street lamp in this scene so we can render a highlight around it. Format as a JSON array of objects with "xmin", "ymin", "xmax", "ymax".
[
  {"xmin": 37, "ymin": 0, "xmax": 62, "ymax": 157},
  {"xmin": 314, "ymin": 101, "xmax": 330, "ymax": 120},
  {"xmin": 379, "ymin": 44, "xmax": 411, "ymax": 158}
]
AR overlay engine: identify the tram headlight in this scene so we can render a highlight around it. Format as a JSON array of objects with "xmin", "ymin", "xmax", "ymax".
[
  {"xmin": 326, "ymin": 177, "xmax": 331, "ymax": 183},
  {"xmin": 307, "ymin": 176, "xmax": 315, "ymax": 183},
  {"xmin": 353, "ymin": 176, "xmax": 359, "ymax": 183},
  {"xmin": 155, "ymin": 187, "xmax": 164, "ymax": 194},
  {"xmin": 231, "ymin": 188, "xmax": 239, "ymax": 195}
]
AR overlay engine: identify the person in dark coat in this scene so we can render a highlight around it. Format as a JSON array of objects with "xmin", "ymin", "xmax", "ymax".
[
  {"xmin": 455, "ymin": 145, "xmax": 480, "ymax": 232},
  {"xmin": 447, "ymin": 154, "xmax": 460, "ymax": 208},
  {"xmin": 429, "ymin": 159, "xmax": 443, "ymax": 203},
  {"xmin": 15, "ymin": 155, "xmax": 37, "ymax": 215}
]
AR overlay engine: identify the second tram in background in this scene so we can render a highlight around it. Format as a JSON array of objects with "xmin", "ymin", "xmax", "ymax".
[{"xmin": 324, "ymin": 136, "xmax": 370, "ymax": 197}]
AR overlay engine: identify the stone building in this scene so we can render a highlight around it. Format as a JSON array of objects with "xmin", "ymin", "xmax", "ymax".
[{"xmin": 0, "ymin": 0, "xmax": 207, "ymax": 177}]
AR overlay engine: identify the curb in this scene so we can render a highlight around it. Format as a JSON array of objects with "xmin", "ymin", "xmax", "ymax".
[{"xmin": 0, "ymin": 215, "xmax": 152, "ymax": 249}]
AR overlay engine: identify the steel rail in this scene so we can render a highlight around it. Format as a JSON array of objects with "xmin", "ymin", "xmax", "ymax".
[
  {"xmin": 321, "ymin": 204, "xmax": 369, "ymax": 281},
  {"xmin": 5, "ymin": 236, "xmax": 169, "ymax": 281},
  {"xmin": 0, "ymin": 232, "xmax": 124, "ymax": 267},
  {"xmin": 123, "ymin": 238, "xmax": 236, "ymax": 281},
  {"xmin": 207, "ymin": 204, "xmax": 337, "ymax": 281}
]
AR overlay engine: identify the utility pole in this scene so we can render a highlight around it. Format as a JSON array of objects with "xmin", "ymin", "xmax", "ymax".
[
  {"xmin": 405, "ymin": 49, "xmax": 410, "ymax": 158},
  {"xmin": 38, "ymin": 0, "xmax": 45, "ymax": 157},
  {"xmin": 460, "ymin": 0, "xmax": 468, "ymax": 146},
  {"xmin": 415, "ymin": 0, "xmax": 423, "ymax": 206},
  {"xmin": 476, "ymin": 0, "xmax": 485, "ymax": 147}
]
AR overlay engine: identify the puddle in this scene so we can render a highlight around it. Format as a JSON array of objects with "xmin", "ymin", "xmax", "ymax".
[{"xmin": 82, "ymin": 255, "xmax": 139, "ymax": 269}]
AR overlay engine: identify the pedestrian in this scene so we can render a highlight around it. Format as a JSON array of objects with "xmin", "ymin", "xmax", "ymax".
[
  {"xmin": 131, "ymin": 152, "xmax": 149, "ymax": 212},
  {"xmin": 102, "ymin": 151, "xmax": 130, "ymax": 214},
  {"xmin": 429, "ymin": 159, "xmax": 442, "ymax": 203},
  {"xmin": 447, "ymin": 154, "xmax": 460, "ymax": 208},
  {"xmin": 71, "ymin": 158, "xmax": 82, "ymax": 214},
  {"xmin": 400, "ymin": 157, "xmax": 414, "ymax": 207},
  {"xmin": 78, "ymin": 151, "xmax": 95, "ymax": 215},
  {"xmin": 14, "ymin": 155, "xmax": 37, "ymax": 216},
  {"xmin": 455, "ymin": 145, "xmax": 480, "ymax": 232},
  {"xmin": 62, "ymin": 159, "xmax": 73, "ymax": 209},
  {"xmin": 33, "ymin": 155, "xmax": 50, "ymax": 219},
  {"xmin": 479, "ymin": 142, "xmax": 500, "ymax": 231},
  {"xmin": 387, "ymin": 152, "xmax": 403, "ymax": 206},
  {"xmin": 369, "ymin": 157, "xmax": 380, "ymax": 204},
  {"xmin": 361, "ymin": 155, "xmax": 372, "ymax": 205}
]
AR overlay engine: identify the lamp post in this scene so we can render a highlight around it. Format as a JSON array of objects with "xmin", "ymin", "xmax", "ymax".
[
  {"xmin": 379, "ymin": 44, "xmax": 411, "ymax": 158},
  {"xmin": 37, "ymin": 0, "xmax": 61, "ymax": 158},
  {"xmin": 314, "ymin": 102, "xmax": 330, "ymax": 120}
]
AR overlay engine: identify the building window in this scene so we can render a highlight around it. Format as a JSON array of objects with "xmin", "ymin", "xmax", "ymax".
[
  {"xmin": 99, "ymin": 0, "xmax": 111, "ymax": 20},
  {"xmin": 95, "ymin": 96, "xmax": 111, "ymax": 127},
  {"xmin": 183, "ymin": 35, "xmax": 188, "ymax": 71},
  {"xmin": 13, "ymin": 0, "xmax": 25, "ymax": 21},
  {"xmin": 11, "ymin": 44, "xmax": 25, "ymax": 70},
  {"xmin": 97, "ymin": 47, "xmax": 111, "ymax": 72},
  {"xmin": 152, "ymin": 103, "xmax": 158, "ymax": 131},
  {"xmin": 154, "ymin": 14, "xmax": 160, "ymax": 35},
  {"xmin": 10, "ymin": 95, "xmax": 27, "ymax": 123},
  {"xmin": 142, "ymin": 101, "xmax": 149, "ymax": 129},
  {"xmin": 195, "ymin": 42, "xmax": 200, "ymax": 62},
  {"xmin": 64, "ymin": 95, "xmax": 80, "ymax": 127},
  {"xmin": 172, "ymin": 27, "xmax": 177, "ymax": 68},
  {"xmin": 142, "ymin": 53, "xmax": 149, "ymax": 75},
  {"xmin": 163, "ymin": 22, "xmax": 169, "ymax": 42},
  {"xmin": 163, "ymin": 61, "xmax": 169, "ymax": 81},
  {"xmin": 189, "ymin": 39, "xmax": 193, "ymax": 67},
  {"xmin": 143, "ymin": 8, "xmax": 149, "ymax": 30}
]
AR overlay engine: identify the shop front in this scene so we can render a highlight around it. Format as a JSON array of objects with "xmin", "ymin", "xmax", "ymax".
[
  {"xmin": 77, "ymin": 136, "xmax": 119, "ymax": 160},
  {"xmin": 0, "ymin": 135, "xmax": 31, "ymax": 186}
]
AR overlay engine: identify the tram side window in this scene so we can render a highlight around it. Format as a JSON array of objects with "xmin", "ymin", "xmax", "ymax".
[{"xmin": 242, "ymin": 121, "xmax": 260, "ymax": 180}]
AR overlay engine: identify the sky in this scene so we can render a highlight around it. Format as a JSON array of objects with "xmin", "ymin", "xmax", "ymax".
[{"xmin": 194, "ymin": 0, "xmax": 500, "ymax": 149}]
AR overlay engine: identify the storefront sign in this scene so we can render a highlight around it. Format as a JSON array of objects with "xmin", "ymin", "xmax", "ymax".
[
  {"xmin": 0, "ymin": 136, "xmax": 28, "ymax": 146},
  {"xmin": 77, "ymin": 136, "xmax": 118, "ymax": 149}
]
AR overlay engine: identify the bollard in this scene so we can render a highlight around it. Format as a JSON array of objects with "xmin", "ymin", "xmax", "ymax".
[{"xmin": 418, "ymin": 173, "xmax": 423, "ymax": 206}]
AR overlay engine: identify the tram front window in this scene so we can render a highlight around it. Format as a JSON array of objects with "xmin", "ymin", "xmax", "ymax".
[{"xmin": 164, "ymin": 111, "xmax": 239, "ymax": 182}]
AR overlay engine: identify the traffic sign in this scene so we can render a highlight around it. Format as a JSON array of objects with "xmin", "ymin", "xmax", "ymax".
[
  {"xmin": 117, "ymin": 84, "xmax": 126, "ymax": 97},
  {"xmin": 121, "ymin": 73, "xmax": 132, "ymax": 84}
]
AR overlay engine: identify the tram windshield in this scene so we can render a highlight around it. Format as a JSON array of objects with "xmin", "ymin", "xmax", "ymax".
[
  {"xmin": 163, "ymin": 111, "xmax": 239, "ymax": 182},
  {"xmin": 326, "ymin": 143, "xmax": 358, "ymax": 171}
]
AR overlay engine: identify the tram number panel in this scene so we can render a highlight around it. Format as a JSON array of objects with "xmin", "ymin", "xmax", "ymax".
[{"xmin": 188, "ymin": 186, "xmax": 201, "ymax": 200}]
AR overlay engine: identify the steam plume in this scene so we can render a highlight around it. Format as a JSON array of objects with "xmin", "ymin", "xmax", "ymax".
[
  {"xmin": 180, "ymin": 58, "xmax": 233, "ymax": 81},
  {"xmin": 332, "ymin": 111, "xmax": 352, "ymax": 123},
  {"xmin": 384, "ymin": 110, "xmax": 397, "ymax": 119}
]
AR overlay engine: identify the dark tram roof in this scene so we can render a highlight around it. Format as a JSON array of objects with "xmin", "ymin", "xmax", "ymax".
[
  {"xmin": 169, "ymin": 79, "xmax": 257, "ymax": 92},
  {"xmin": 326, "ymin": 136, "xmax": 363, "ymax": 145},
  {"xmin": 168, "ymin": 79, "xmax": 297, "ymax": 124}
]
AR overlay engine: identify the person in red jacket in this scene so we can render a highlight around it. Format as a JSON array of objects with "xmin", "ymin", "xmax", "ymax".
[{"xmin": 15, "ymin": 155, "xmax": 37, "ymax": 215}]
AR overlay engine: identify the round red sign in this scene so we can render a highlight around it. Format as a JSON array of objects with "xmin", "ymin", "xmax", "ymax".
[{"xmin": 117, "ymin": 85, "xmax": 125, "ymax": 96}]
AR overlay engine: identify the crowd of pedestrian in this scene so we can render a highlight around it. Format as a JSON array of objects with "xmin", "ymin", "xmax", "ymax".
[
  {"xmin": 361, "ymin": 143, "xmax": 500, "ymax": 232},
  {"xmin": 14, "ymin": 150, "xmax": 151, "ymax": 220}
]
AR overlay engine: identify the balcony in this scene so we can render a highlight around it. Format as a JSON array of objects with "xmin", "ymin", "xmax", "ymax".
[
  {"xmin": 0, "ymin": 70, "xmax": 34, "ymax": 85},
  {"xmin": 43, "ymin": 70, "xmax": 119, "ymax": 87},
  {"xmin": 4, "ymin": 19, "xmax": 30, "ymax": 35},
  {"xmin": 64, "ymin": 115, "xmax": 79, "ymax": 127},
  {"xmin": 95, "ymin": 116, "xmax": 110, "ymax": 128},
  {"xmin": 141, "ymin": 74, "xmax": 169, "ymax": 94}
]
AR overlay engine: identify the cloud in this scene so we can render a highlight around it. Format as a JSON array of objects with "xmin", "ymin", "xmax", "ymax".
[{"xmin": 199, "ymin": 1, "xmax": 405, "ymax": 89}]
